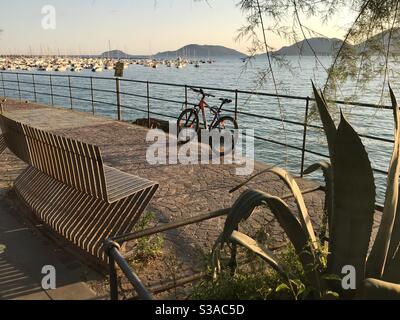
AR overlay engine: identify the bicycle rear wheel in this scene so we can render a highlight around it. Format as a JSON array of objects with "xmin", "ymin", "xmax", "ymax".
[
  {"xmin": 177, "ymin": 108, "xmax": 199, "ymax": 144},
  {"xmin": 210, "ymin": 116, "xmax": 239, "ymax": 156}
]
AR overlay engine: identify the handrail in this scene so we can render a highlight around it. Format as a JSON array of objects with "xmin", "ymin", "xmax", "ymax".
[
  {"xmin": 0, "ymin": 70, "xmax": 392, "ymax": 108},
  {"xmin": 0, "ymin": 70, "xmax": 392, "ymax": 192},
  {"xmin": 105, "ymin": 240, "xmax": 154, "ymax": 300}
]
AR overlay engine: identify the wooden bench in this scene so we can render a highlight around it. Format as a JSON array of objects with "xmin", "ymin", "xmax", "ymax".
[{"xmin": 0, "ymin": 114, "xmax": 159, "ymax": 261}]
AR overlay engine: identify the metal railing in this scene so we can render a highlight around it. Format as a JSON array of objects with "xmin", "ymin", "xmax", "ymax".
[
  {"xmin": 104, "ymin": 186, "xmax": 322, "ymax": 300},
  {"xmin": 0, "ymin": 70, "xmax": 394, "ymax": 181}
]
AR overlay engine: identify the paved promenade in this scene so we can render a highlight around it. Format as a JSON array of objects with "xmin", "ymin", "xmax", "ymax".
[{"xmin": 0, "ymin": 100, "xmax": 326, "ymax": 298}]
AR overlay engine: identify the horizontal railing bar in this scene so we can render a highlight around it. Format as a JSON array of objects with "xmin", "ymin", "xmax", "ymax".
[
  {"xmin": 2, "ymin": 87, "xmax": 18, "ymax": 92},
  {"xmin": 0, "ymin": 71, "xmax": 393, "ymax": 110},
  {"xmin": 111, "ymin": 208, "xmax": 230, "ymax": 243},
  {"xmin": 111, "ymin": 185, "xmax": 322, "ymax": 244},
  {"xmin": 120, "ymin": 91, "xmax": 198, "ymax": 107},
  {"xmin": 122, "ymin": 105, "xmax": 176, "ymax": 120},
  {"xmin": 2, "ymin": 79, "xmax": 32, "ymax": 85}
]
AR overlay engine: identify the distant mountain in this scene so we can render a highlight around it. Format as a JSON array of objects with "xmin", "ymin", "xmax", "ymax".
[
  {"xmin": 155, "ymin": 44, "xmax": 245, "ymax": 59},
  {"xmin": 270, "ymin": 37, "xmax": 343, "ymax": 56},
  {"xmin": 101, "ymin": 50, "xmax": 149, "ymax": 59},
  {"xmin": 355, "ymin": 28, "xmax": 400, "ymax": 54},
  {"xmin": 101, "ymin": 50, "xmax": 131, "ymax": 59}
]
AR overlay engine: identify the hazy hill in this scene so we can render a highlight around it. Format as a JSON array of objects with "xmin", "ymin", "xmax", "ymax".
[
  {"xmin": 155, "ymin": 44, "xmax": 245, "ymax": 59},
  {"xmin": 270, "ymin": 37, "xmax": 343, "ymax": 56},
  {"xmin": 355, "ymin": 28, "xmax": 400, "ymax": 54},
  {"xmin": 101, "ymin": 50, "xmax": 149, "ymax": 59},
  {"xmin": 101, "ymin": 50, "xmax": 131, "ymax": 59}
]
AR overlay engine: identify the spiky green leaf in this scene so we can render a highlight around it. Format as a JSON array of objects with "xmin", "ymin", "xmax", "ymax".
[
  {"xmin": 221, "ymin": 189, "xmax": 269, "ymax": 243},
  {"xmin": 368, "ymin": 86, "xmax": 400, "ymax": 279},
  {"xmin": 329, "ymin": 113, "xmax": 376, "ymax": 287},
  {"xmin": 312, "ymin": 82, "xmax": 337, "ymax": 159},
  {"xmin": 267, "ymin": 167, "xmax": 318, "ymax": 249},
  {"xmin": 304, "ymin": 161, "xmax": 333, "ymax": 240},
  {"xmin": 356, "ymin": 278, "xmax": 400, "ymax": 300},
  {"xmin": 230, "ymin": 231, "xmax": 287, "ymax": 278}
]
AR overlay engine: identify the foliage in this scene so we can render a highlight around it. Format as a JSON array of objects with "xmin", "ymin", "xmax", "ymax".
[
  {"xmin": 191, "ymin": 244, "xmax": 313, "ymax": 300},
  {"xmin": 209, "ymin": 84, "xmax": 400, "ymax": 300},
  {"xmin": 131, "ymin": 212, "xmax": 164, "ymax": 264},
  {"xmin": 237, "ymin": 0, "xmax": 400, "ymax": 104}
]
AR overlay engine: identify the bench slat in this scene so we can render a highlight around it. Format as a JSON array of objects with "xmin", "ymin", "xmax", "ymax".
[{"xmin": 0, "ymin": 134, "xmax": 6, "ymax": 154}]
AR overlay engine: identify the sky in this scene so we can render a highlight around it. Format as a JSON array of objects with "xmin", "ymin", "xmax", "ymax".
[{"xmin": 0, "ymin": 0, "xmax": 356, "ymax": 55}]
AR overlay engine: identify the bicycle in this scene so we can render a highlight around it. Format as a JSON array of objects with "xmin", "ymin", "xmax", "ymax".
[{"xmin": 177, "ymin": 87, "xmax": 238, "ymax": 155}]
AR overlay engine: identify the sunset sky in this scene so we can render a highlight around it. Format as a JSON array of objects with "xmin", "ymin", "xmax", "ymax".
[{"xmin": 0, "ymin": 0, "xmax": 356, "ymax": 55}]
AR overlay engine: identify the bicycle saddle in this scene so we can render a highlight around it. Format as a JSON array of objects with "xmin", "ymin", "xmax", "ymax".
[{"xmin": 219, "ymin": 98, "xmax": 233, "ymax": 104}]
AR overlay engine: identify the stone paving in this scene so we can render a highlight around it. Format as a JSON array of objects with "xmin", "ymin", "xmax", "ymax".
[
  {"xmin": 0, "ymin": 100, "xmax": 328, "ymax": 298},
  {"xmin": 0, "ymin": 189, "xmax": 98, "ymax": 300}
]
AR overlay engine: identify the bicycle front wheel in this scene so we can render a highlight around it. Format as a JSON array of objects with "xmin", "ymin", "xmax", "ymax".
[
  {"xmin": 177, "ymin": 108, "xmax": 199, "ymax": 144},
  {"xmin": 210, "ymin": 116, "xmax": 239, "ymax": 156}
]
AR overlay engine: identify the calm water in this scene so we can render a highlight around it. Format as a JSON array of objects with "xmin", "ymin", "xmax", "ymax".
[{"xmin": 1, "ymin": 56, "xmax": 397, "ymax": 203}]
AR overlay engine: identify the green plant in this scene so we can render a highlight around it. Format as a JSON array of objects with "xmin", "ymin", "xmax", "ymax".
[
  {"xmin": 211, "ymin": 83, "xmax": 400, "ymax": 300},
  {"xmin": 191, "ymin": 244, "xmax": 309, "ymax": 300},
  {"xmin": 131, "ymin": 212, "xmax": 164, "ymax": 264}
]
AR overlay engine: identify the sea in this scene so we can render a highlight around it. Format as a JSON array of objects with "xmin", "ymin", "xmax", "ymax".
[{"xmin": 1, "ymin": 56, "xmax": 397, "ymax": 204}]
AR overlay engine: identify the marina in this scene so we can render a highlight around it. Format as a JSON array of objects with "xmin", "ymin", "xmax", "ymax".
[{"xmin": 0, "ymin": 56, "xmax": 216, "ymax": 73}]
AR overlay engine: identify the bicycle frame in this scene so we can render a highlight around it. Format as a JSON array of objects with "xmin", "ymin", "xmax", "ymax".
[{"xmin": 197, "ymin": 97, "xmax": 225, "ymax": 130}]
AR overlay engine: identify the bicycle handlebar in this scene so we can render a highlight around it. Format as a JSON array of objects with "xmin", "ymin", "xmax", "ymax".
[{"xmin": 189, "ymin": 87, "xmax": 215, "ymax": 98}]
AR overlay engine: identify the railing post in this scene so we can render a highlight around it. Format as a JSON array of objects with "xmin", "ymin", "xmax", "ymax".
[
  {"xmin": 32, "ymin": 74, "xmax": 37, "ymax": 102},
  {"xmin": 300, "ymin": 97, "xmax": 310, "ymax": 177},
  {"xmin": 68, "ymin": 75, "xmax": 73, "ymax": 109},
  {"xmin": 234, "ymin": 89, "xmax": 238, "ymax": 121},
  {"xmin": 109, "ymin": 255, "xmax": 119, "ymax": 301},
  {"xmin": 16, "ymin": 73, "xmax": 21, "ymax": 101},
  {"xmin": 49, "ymin": 74, "xmax": 54, "ymax": 106},
  {"xmin": 1, "ymin": 72, "xmax": 5, "ymax": 98},
  {"xmin": 147, "ymin": 81, "xmax": 150, "ymax": 128},
  {"xmin": 90, "ymin": 77, "xmax": 95, "ymax": 115},
  {"xmin": 116, "ymin": 77, "xmax": 121, "ymax": 121},
  {"xmin": 184, "ymin": 85, "xmax": 188, "ymax": 109}
]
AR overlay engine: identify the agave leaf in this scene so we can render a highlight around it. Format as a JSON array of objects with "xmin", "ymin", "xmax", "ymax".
[
  {"xmin": 229, "ymin": 165, "xmax": 274, "ymax": 193},
  {"xmin": 267, "ymin": 167, "xmax": 318, "ymax": 250},
  {"xmin": 312, "ymin": 82, "xmax": 337, "ymax": 159},
  {"xmin": 304, "ymin": 161, "xmax": 333, "ymax": 240},
  {"xmin": 223, "ymin": 189, "xmax": 311, "ymax": 253},
  {"xmin": 383, "ymin": 88, "xmax": 400, "ymax": 284},
  {"xmin": 356, "ymin": 278, "xmax": 400, "ymax": 300},
  {"xmin": 383, "ymin": 195, "xmax": 400, "ymax": 284},
  {"xmin": 221, "ymin": 189, "xmax": 269, "ymax": 243},
  {"xmin": 230, "ymin": 231, "xmax": 287, "ymax": 278},
  {"xmin": 261, "ymin": 193, "xmax": 309, "ymax": 256},
  {"xmin": 211, "ymin": 236, "xmax": 223, "ymax": 279},
  {"xmin": 220, "ymin": 188, "xmax": 322, "ymax": 288},
  {"xmin": 368, "ymin": 86, "xmax": 400, "ymax": 279},
  {"xmin": 382, "ymin": 243, "xmax": 400, "ymax": 284},
  {"xmin": 259, "ymin": 193, "xmax": 323, "ymax": 292},
  {"xmin": 329, "ymin": 113, "xmax": 376, "ymax": 287}
]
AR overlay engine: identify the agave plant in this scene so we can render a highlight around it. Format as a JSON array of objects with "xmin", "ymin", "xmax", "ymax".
[{"xmin": 212, "ymin": 83, "xmax": 400, "ymax": 299}]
